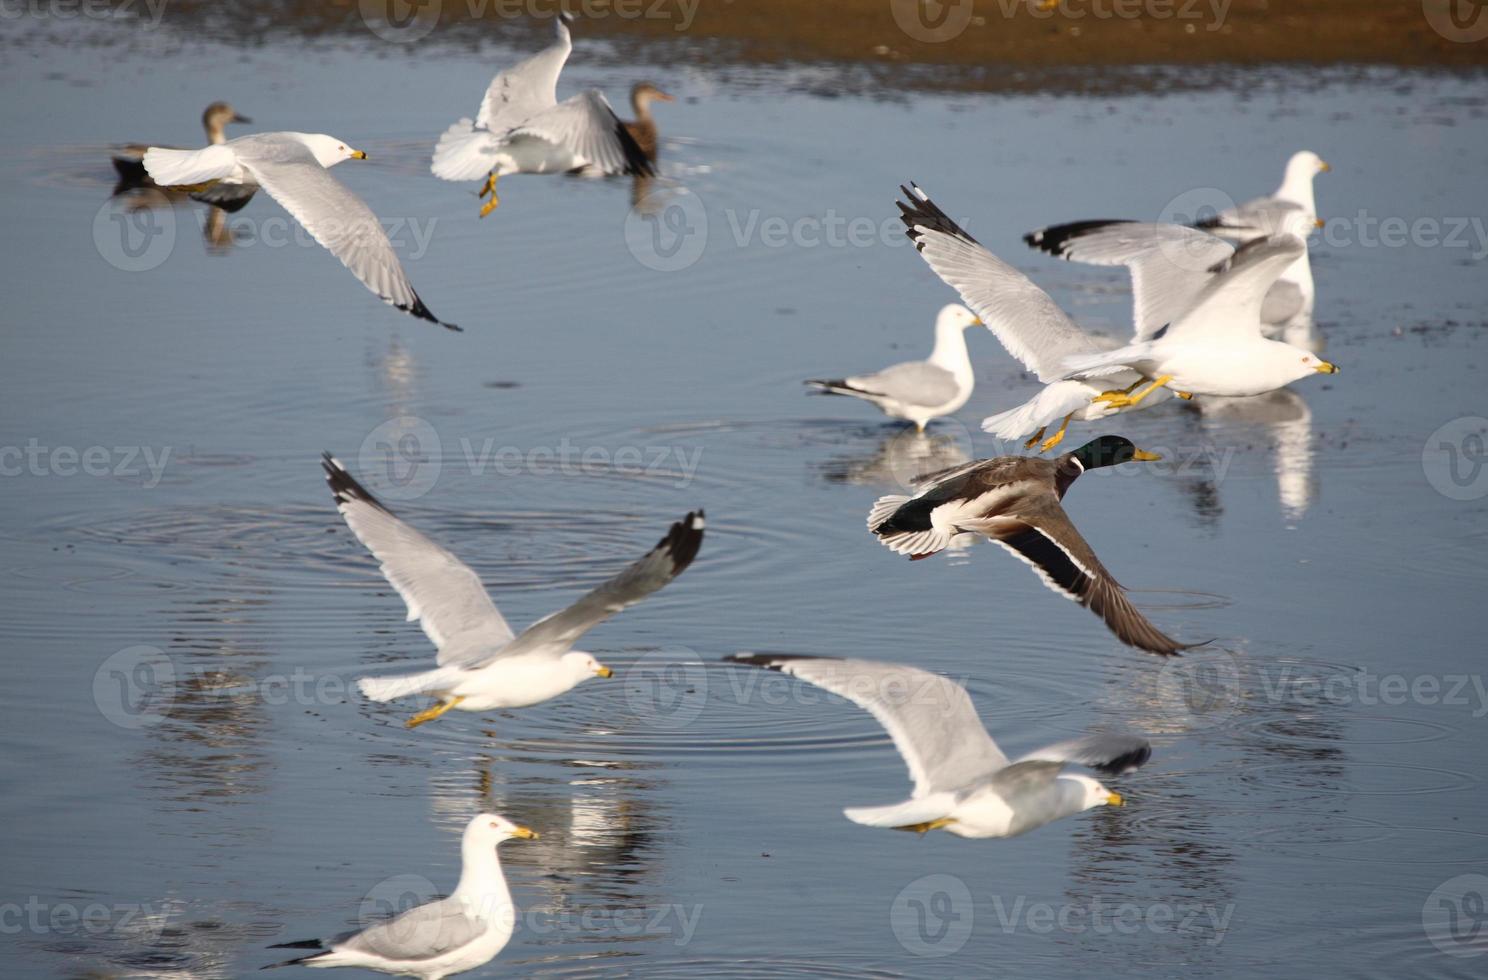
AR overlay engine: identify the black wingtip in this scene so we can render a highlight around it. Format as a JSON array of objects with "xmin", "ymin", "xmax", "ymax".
[
  {"xmin": 267, "ymin": 939, "xmax": 326, "ymax": 950},
  {"xmin": 895, "ymin": 182, "xmax": 979, "ymax": 252},
  {"xmin": 659, "ymin": 510, "xmax": 705, "ymax": 574},
  {"xmin": 1023, "ymin": 219, "xmax": 1135, "ymax": 258},
  {"xmin": 402, "ymin": 292, "xmax": 462, "ymax": 332},
  {"xmin": 1091, "ymin": 742, "xmax": 1153, "ymax": 776},
  {"xmin": 321, "ymin": 453, "xmax": 393, "ymax": 514},
  {"xmin": 724, "ymin": 652, "xmax": 824, "ymax": 672}
]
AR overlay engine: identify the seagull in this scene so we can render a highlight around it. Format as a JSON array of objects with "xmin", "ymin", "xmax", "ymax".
[
  {"xmin": 896, "ymin": 183, "xmax": 1174, "ymax": 453},
  {"xmin": 867, "ymin": 435, "xmax": 1189, "ymax": 656},
  {"xmin": 431, "ymin": 13, "xmax": 653, "ymax": 217},
  {"xmin": 1025, "ymin": 208, "xmax": 1320, "ymax": 334},
  {"xmin": 263, "ymin": 813, "xmax": 536, "ymax": 979},
  {"xmin": 320, "ymin": 454, "xmax": 703, "ymax": 728},
  {"xmin": 1058, "ymin": 234, "xmax": 1339, "ymax": 398},
  {"xmin": 1195, "ymin": 150, "xmax": 1331, "ymax": 240},
  {"xmin": 621, "ymin": 82, "xmax": 675, "ymax": 166},
  {"xmin": 805, "ymin": 304, "xmax": 981, "ymax": 431},
  {"xmin": 143, "ymin": 133, "xmax": 458, "ymax": 330},
  {"xmin": 725, "ymin": 655, "xmax": 1151, "ymax": 838}
]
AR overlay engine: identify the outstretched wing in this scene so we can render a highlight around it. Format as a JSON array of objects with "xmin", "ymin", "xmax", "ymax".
[
  {"xmin": 1162, "ymin": 234, "xmax": 1306, "ymax": 345},
  {"xmin": 1014, "ymin": 733, "xmax": 1152, "ymax": 775},
  {"xmin": 897, "ymin": 183, "xmax": 1101, "ymax": 381},
  {"xmin": 237, "ymin": 141, "xmax": 457, "ymax": 329},
  {"xmin": 484, "ymin": 511, "xmax": 704, "ymax": 662},
  {"xmin": 725, "ymin": 654, "xmax": 1008, "ymax": 797},
  {"xmin": 507, "ymin": 90, "xmax": 654, "ymax": 177},
  {"xmin": 321, "ymin": 454, "xmax": 513, "ymax": 664},
  {"xmin": 991, "ymin": 498, "xmax": 1188, "ymax": 656},
  {"xmin": 1025, "ymin": 220, "xmax": 1237, "ymax": 341},
  {"xmin": 476, "ymin": 20, "xmax": 571, "ymax": 132}
]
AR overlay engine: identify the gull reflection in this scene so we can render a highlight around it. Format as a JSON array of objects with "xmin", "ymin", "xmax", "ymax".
[{"xmin": 1195, "ymin": 388, "xmax": 1316, "ymax": 523}]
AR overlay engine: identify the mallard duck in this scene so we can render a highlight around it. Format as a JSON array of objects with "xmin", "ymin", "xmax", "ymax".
[
  {"xmin": 144, "ymin": 134, "xmax": 457, "ymax": 330},
  {"xmin": 321, "ymin": 454, "xmax": 703, "ymax": 728},
  {"xmin": 111, "ymin": 101, "xmax": 252, "ymax": 198},
  {"xmin": 622, "ymin": 82, "xmax": 673, "ymax": 164},
  {"xmin": 867, "ymin": 435, "xmax": 1188, "ymax": 656},
  {"xmin": 263, "ymin": 813, "xmax": 536, "ymax": 977},
  {"xmin": 431, "ymin": 13, "xmax": 653, "ymax": 217},
  {"xmin": 725, "ymin": 654, "xmax": 1150, "ymax": 838},
  {"xmin": 805, "ymin": 304, "xmax": 981, "ymax": 431}
]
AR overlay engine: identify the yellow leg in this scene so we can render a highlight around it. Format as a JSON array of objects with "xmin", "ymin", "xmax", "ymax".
[
  {"xmin": 1175, "ymin": 390, "xmax": 1194, "ymax": 400},
  {"xmin": 406, "ymin": 696, "xmax": 464, "ymax": 729},
  {"xmin": 478, "ymin": 173, "xmax": 496, "ymax": 198},
  {"xmin": 1093, "ymin": 374, "xmax": 1173, "ymax": 410},
  {"xmin": 1039, "ymin": 412, "xmax": 1075, "ymax": 453},
  {"xmin": 893, "ymin": 817, "xmax": 957, "ymax": 835},
  {"xmin": 478, "ymin": 174, "xmax": 500, "ymax": 217},
  {"xmin": 1023, "ymin": 425, "xmax": 1047, "ymax": 450}
]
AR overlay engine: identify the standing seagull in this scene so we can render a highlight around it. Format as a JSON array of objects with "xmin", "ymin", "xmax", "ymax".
[
  {"xmin": 321, "ymin": 454, "xmax": 703, "ymax": 728},
  {"xmin": 144, "ymin": 133, "xmax": 458, "ymax": 329},
  {"xmin": 431, "ymin": 13, "xmax": 653, "ymax": 217},
  {"xmin": 806, "ymin": 304, "xmax": 981, "ymax": 431},
  {"xmin": 725, "ymin": 655, "xmax": 1150, "ymax": 838},
  {"xmin": 263, "ymin": 813, "xmax": 536, "ymax": 979},
  {"xmin": 867, "ymin": 435, "xmax": 1188, "ymax": 656},
  {"xmin": 897, "ymin": 183, "xmax": 1174, "ymax": 452},
  {"xmin": 1196, "ymin": 150, "xmax": 1331, "ymax": 240}
]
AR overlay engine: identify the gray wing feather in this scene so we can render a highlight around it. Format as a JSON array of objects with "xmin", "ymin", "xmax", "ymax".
[
  {"xmin": 322, "ymin": 455, "xmax": 515, "ymax": 665},
  {"xmin": 1164, "ymin": 234, "xmax": 1306, "ymax": 344},
  {"xmin": 483, "ymin": 511, "xmax": 703, "ymax": 663},
  {"xmin": 507, "ymin": 90, "xmax": 652, "ymax": 176},
  {"xmin": 476, "ymin": 24, "xmax": 569, "ymax": 131},
  {"xmin": 847, "ymin": 360, "xmax": 959, "ymax": 409},
  {"xmin": 336, "ymin": 897, "xmax": 485, "ymax": 963},
  {"xmin": 897, "ymin": 184, "xmax": 1103, "ymax": 382},
  {"xmin": 726, "ymin": 655, "xmax": 1008, "ymax": 796},
  {"xmin": 1016, "ymin": 733, "xmax": 1153, "ymax": 775}
]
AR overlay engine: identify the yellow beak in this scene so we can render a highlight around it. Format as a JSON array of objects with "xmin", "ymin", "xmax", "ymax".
[
  {"xmin": 1319, "ymin": 160, "xmax": 1332, "ymax": 172},
  {"xmin": 595, "ymin": 666, "xmax": 614, "ymax": 678},
  {"xmin": 1132, "ymin": 449, "xmax": 1163, "ymax": 462},
  {"xmin": 510, "ymin": 826, "xmax": 539, "ymax": 840},
  {"xmin": 1106, "ymin": 792, "xmax": 1124, "ymax": 807},
  {"xmin": 1315, "ymin": 361, "xmax": 1339, "ymax": 374},
  {"xmin": 1314, "ymin": 218, "xmax": 1325, "ymax": 229},
  {"xmin": 350, "ymin": 150, "xmax": 368, "ymax": 160},
  {"xmin": 971, "ymin": 317, "xmax": 984, "ymax": 326}
]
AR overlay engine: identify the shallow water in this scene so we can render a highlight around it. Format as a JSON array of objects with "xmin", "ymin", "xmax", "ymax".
[{"xmin": 3, "ymin": 15, "xmax": 1488, "ymax": 979}]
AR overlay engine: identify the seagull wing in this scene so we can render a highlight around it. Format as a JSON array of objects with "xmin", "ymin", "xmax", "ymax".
[
  {"xmin": 322, "ymin": 454, "xmax": 514, "ymax": 665},
  {"xmin": 475, "ymin": 25, "xmax": 570, "ymax": 132},
  {"xmin": 235, "ymin": 139, "xmax": 456, "ymax": 329},
  {"xmin": 507, "ymin": 90, "xmax": 654, "ymax": 177},
  {"xmin": 334, "ymin": 897, "xmax": 487, "ymax": 964},
  {"xmin": 1161, "ymin": 234, "xmax": 1307, "ymax": 344},
  {"xmin": 725, "ymin": 654, "xmax": 1008, "ymax": 796},
  {"xmin": 1025, "ymin": 220, "xmax": 1237, "ymax": 341},
  {"xmin": 482, "ymin": 511, "xmax": 704, "ymax": 663},
  {"xmin": 897, "ymin": 183, "xmax": 1103, "ymax": 382},
  {"xmin": 844, "ymin": 360, "xmax": 960, "ymax": 410},
  {"xmin": 1014, "ymin": 732, "xmax": 1153, "ymax": 774}
]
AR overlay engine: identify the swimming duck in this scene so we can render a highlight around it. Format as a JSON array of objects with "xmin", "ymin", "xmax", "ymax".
[
  {"xmin": 806, "ymin": 304, "xmax": 980, "ymax": 431},
  {"xmin": 867, "ymin": 435, "xmax": 1188, "ymax": 656},
  {"xmin": 112, "ymin": 101, "xmax": 253, "ymax": 204},
  {"xmin": 622, "ymin": 82, "xmax": 674, "ymax": 164}
]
